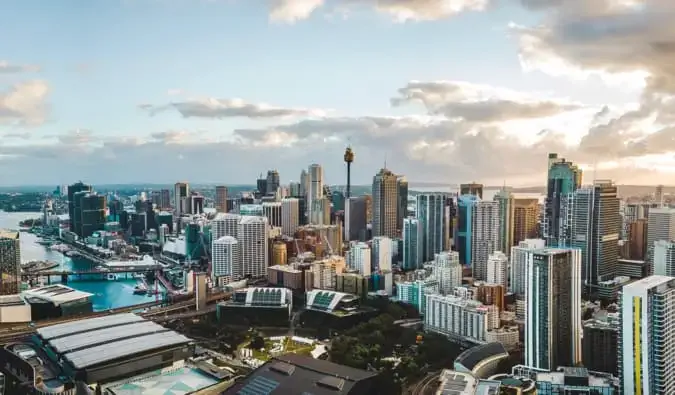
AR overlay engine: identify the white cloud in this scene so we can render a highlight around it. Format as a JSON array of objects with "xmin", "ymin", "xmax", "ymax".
[
  {"xmin": 139, "ymin": 97, "xmax": 327, "ymax": 119},
  {"xmin": 0, "ymin": 80, "xmax": 50, "ymax": 126},
  {"xmin": 0, "ymin": 61, "xmax": 40, "ymax": 74}
]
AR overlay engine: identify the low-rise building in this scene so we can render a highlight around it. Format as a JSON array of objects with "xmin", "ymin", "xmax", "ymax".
[
  {"xmin": 21, "ymin": 284, "xmax": 93, "ymax": 320},
  {"xmin": 425, "ymin": 294, "xmax": 497, "ymax": 343},
  {"xmin": 0, "ymin": 295, "xmax": 31, "ymax": 323},
  {"xmin": 217, "ymin": 287, "xmax": 292, "ymax": 326}
]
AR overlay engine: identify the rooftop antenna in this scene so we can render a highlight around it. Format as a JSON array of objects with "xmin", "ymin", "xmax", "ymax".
[
  {"xmin": 384, "ymin": 153, "xmax": 387, "ymax": 169},
  {"xmin": 592, "ymin": 160, "xmax": 598, "ymax": 185}
]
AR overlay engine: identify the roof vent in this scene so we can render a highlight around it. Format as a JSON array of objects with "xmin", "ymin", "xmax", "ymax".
[
  {"xmin": 317, "ymin": 376, "xmax": 345, "ymax": 391},
  {"xmin": 269, "ymin": 361, "xmax": 296, "ymax": 376}
]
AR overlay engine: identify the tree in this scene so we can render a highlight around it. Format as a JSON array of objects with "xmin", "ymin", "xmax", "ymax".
[{"xmin": 250, "ymin": 335, "xmax": 265, "ymax": 350}]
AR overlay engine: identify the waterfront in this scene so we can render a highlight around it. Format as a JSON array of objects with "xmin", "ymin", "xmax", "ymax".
[{"xmin": 0, "ymin": 211, "xmax": 164, "ymax": 311}]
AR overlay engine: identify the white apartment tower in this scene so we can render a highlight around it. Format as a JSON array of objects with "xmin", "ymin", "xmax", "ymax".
[
  {"xmin": 262, "ymin": 202, "xmax": 283, "ymax": 228},
  {"xmin": 471, "ymin": 201, "xmax": 502, "ymax": 281},
  {"xmin": 281, "ymin": 198, "xmax": 300, "ymax": 236},
  {"xmin": 647, "ymin": 208, "xmax": 675, "ymax": 274},
  {"xmin": 237, "ymin": 216, "xmax": 269, "ymax": 279},
  {"xmin": 371, "ymin": 236, "xmax": 393, "ymax": 272},
  {"xmin": 211, "ymin": 236, "xmax": 239, "ymax": 285},
  {"xmin": 653, "ymin": 240, "xmax": 675, "ymax": 277},
  {"xmin": 347, "ymin": 242, "xmax": 372, "ymax": 275},
  {"xmin": 432, "ymin": 251, "xmax": 462, "ymax": 295},
  {"xmin": 307, "ymin": 164, "xmax": 324, "ymax": 225},
  {"xmin": 211, "ymin": 213, "xmax": 241, "ymax": 240},
  {"xmin": 487, "ymin": 251, "xmax": 508, "ymax": 289},
  {"xmin": 620, "ymin": 275, "xmax": 675, "ymax": 395},
  {"xmin": 510, "ymin": 239, "xmax": 545, "ymax": 296}
]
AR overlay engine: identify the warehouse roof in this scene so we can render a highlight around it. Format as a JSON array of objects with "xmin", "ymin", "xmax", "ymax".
[
  {"xmin": 37, "ymin": 313, "xmax": 144, "ymax": 340},
  {"xmin": 22, "ymin": 285, "xmax": 93, "ymax": 307},
  {"xmin": 48, "ymin": 321, "xmax": 169, "ymax": 354}
]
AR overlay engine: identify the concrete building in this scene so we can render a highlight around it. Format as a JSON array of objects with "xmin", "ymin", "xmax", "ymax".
[
  {"xmin": 425, "ymin": 294, "xmax": 495, "ymax": 343},
  {"xmin": 525, "ymin": 248, "xmax": 582, "ymax": 371},
  {"xmin": 307, "ymin": 164, "xmax": 324, "ymax": 225},
  {"xmin": 620, "ymin": 275, "xmax": 675, "ymax": 394},
  {"xmin": 431, "ymin": 251, "xmax": 462, "ymax": 295},
  {"xmin": 372, "ymin": 168, "xmax": 398, "ymax": 238},
  {"xmin": 345, "ymin": 196, "xmax": 368, "ymax": 241},
  {"xmin": 396, "ymin": 279, "xmax": 437, "ymax": 314},
  {"xmin": 263, "ymin": 202, "xmax": 283, "ymax": 228},
  {"xmin": 647, "ymin": 207, "xmax": 675, "ymax": 274},
  {"xmin": 238, "ymin": 216, "xmax": 269, "ymax": 279},
  {"xmin": 471, "ymin": 201, "xmax": 501, "ymax": 281},
  {"xmin": 371, "ymin": 236, "xmax": 392, "ymax": 272},
  {"xmin": 281, "ymin": 198, "xmax": 300, "ymax": 237},
  {"xmin": 628, "ymin": 218, "xmax": 648, "ymax": 260},
  {"xmin": 311, "ymin": 256, "xmax": 346, "ymax": 290},
  {"xmin": 174, "ymin": 182, "xmax": 189, "ymax": 217},
  {"xmin": 509, "ymin": 239, "xmax": 545, "ymax": 296},
  {"xmin": 347, "ymin": 242, "xmax": 371, "ymax": 276},
  {"xmin": 211, "ymin": 213, "xmax": 241, "ymax": 240},
  {"xmin": 494, "ymin": 189, "xmax": 514, "ymax": 254},
  {"xmin": 211, "ymin": 236, "xmax": 239, "ymax": 286},
  {"xmin": 653, "ymin": 240, "xmax": 675, "ymax": 277},
  {"xmin": 267, "ymin": 264, "xmax": 313, "ymax": 292},
  {"xmin": 486, "ymin": 251, "xmax": 508, "ymax": 289},
  {"xmin": 583, "ymin": 315, "xmax": 619, "ymax": 376},
  {"xmin": 513, "ymin": 198, "xmax": 539, "ymax": 246},
  {"xmin": 0, "ymin": 294, "xmax": 31, "ymax": 323},
  {"xmin": 215, "ymin": 185, "xmax": 228, "ymax": 213},
  {"xmin": 0, "ymin": 230, "xmax": 21, "ymax": 296},
  {"xmin": 402, "ymin": 218, "xmax": 423, "ymax": 270}
]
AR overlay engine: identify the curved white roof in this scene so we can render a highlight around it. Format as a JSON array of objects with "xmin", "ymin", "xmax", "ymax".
[{"xmin": 22, "ymin": 285, "xmax": 93, "ymax": 307}]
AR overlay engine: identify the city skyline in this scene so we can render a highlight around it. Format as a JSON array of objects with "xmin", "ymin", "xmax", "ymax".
[{"xmin": 1, "ymin": 1, "xmax": 674, "ymax": 186}]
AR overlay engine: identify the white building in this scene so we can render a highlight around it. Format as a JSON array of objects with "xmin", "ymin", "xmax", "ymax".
[
  {"xmin": 311, "ymin": 255, "xmax": 346, "ymax": 290},
  {"xmin": 281, "ymin": 198, "xmax": 300, "ymax": 237},
  {"xmin": 237, "ymin": 216, "xmax": 269, "ymax": 279},
  {"xmin": 648, "ymin": 208, "xmax": 675, "ymax": 272},
  {"xmin": 307, "ymin": 164, "xmax": 323, "ymax": 225},
  {"xmin": 262, "ymin": 202, "xmax": 282, "ymax": 228},
  {"xmin": 211, "ymin": 236, "xmax": 239, "ymax": 286},
  {"xmin": 212, "ymin": 213, "xmax": 241, "ymax": 240},
  {"xmin": 654, "ymin": 240, "xmax": 675, "ymax": 276},
  {"xmin": 425, "ymin": 294, "xmax": 496, "ymax": 343},
  {"xmin": 371, "ymin": 236, "xmax": 393, "ymax": 271},
  {"xmin": 347, "ymin": 242, "xmax": 371, "ymax": 276},
  {"xmin": 487, "ymin": 251, "xmax": 508, "ymax": 289},
  {"xmin": 509, "ymin": 239, "xmax": 545, "ymax": 296},
  {"xmin": 431, "ymin": 251, "xmax": 462, "ymax": 295},
  {"xmin": 471, "ymin": 201, "xmax": 501, "ymax": 281}
]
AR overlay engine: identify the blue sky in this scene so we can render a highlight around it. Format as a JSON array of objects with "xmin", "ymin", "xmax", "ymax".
[{"xmin": 0, "ymin": 0, "xmax": 672, "ymax": 186}]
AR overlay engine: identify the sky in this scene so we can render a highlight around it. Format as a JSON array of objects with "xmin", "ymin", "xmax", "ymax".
[{"xmin": 1, "ymin": 0, "xmax": 674, "ymax": 187}]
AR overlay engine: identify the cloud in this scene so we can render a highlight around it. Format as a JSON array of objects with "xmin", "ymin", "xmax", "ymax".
[
  {"xmin": 268, "ymin": 0, "xmax": 489, "ymax": 23},
  {"xmin": 139, "ymin": 97, "xmax": 326, "ymax": 119},
  {"xmin": 0, "ymin": 61, "xmax": 40, "ymax": 74},
  {"xmin": 0, "ymin": 80, "xmax": 50, "ymax": 126}
]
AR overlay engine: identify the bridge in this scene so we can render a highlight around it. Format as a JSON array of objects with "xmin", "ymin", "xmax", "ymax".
[{"xmin": 21, "ymin": 265, "xmax": 165, "ymax": 278}]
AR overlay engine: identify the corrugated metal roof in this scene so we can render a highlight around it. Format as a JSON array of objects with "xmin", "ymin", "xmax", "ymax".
[
  {"xmin": 22, "ymin": 285, "xmax": 93, "ymax": 307},
  {"xmin": 37, "ymin": 313, "xmax": 144, "ymax": 340},
  {"xmin": 49, "ymin": 321, "xmax": 168, "ymax": 354}
]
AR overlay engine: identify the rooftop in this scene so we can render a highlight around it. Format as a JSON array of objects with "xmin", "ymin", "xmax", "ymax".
[
  {"xmin": 22, "ymin": 284, "xmax": 93, "ymax": 306},
  {"xmin": 455, "ymin": 343, "xmax": 508, "ymax": 372},
  {"xmin": 0, "ymin": 230, "xmax": 19, "ymax": 240},
  {"xmin": 104, "ymin": 255, "xmax": 158, "ymax": 268},
  {"xmin": 435, "ymin": 370, "xmax": 477, "ymax": 395},
  {"xmin": 0, "ymin": 294, "xmax": 27, "ymax": 307}
]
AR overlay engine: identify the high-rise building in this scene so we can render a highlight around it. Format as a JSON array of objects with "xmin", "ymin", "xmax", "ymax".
[
  {"xmin": 583, "ymin": 315, "xmax": 619, "ymax": 376},
  {"xmin": 215, "ymin": 186, "xmax": 228, "ymax": 213},
  {"xmin": 647, "ymin": 207, "xmax": 675, "ymax": 274},
  {"xmin": 543, "ymin": 153, "xmax": 582, "ymax": 247},
  {"xmin": 307, "ymin": 164, "xmax": 323, "ymax": 225},
  {"xmin": 416, "ymin": 193, "xmax": 452, "ymax": 262},
  {"xmin": 513, "ymin": 198, "xmax": 539, "ymax": 245},
  {"xmin": 460, "ymin": 183, "xmax": 483, "ymax": 199},
  {"xmin": 619, "ymin": 275, "xmax": 675, "ymax": 394},
  {"xmin": 396, "ymin": 177, "xmax": 408, "ymax": 231},
  {"xmin": 457, "ymin": 194, "xmax": 480, "ymax": 266},
  {"xmin": 471, "ymin": 201, "xmax": 501, "ymax": 281},
  {"xmin": 425, "ymin": 294, "xmax": 493, "ymax": 343},
  {"xmin": 402, "ymin": 217, "xmax": 423, "ymax": 270},
  {"xmin": 371, "ymin": 236, "xmax": 393, "ymax": 272},
  {"xmin": 190, "ymin": 193, "xmax": 204, "ymax": 215},
  {"xmin": 289, "ymin": 182, "xmax": 300, "ymax": 198},
  {"xmin": 238, "ymin": 216, "xmax": 269, "ymax": 279},
  {"xmin": 0, "ymin": 230, "xmax": 20, "ymax": 295},
  {"xmin": 431, "ymin": 251, "xmax": 462, "ymax": 295},
  {"xmin": 655, "ymin": 184, "xmax": 664, "ymax": 207},
  {"xmin": 299, "ymin": 169, "xmax": 309, "ymax": 200},
  {"xmin": 174, "ymin": 182, "xmax": 189, "ymax": 216},
  {"xmin": 347, "ymin": 242, "xmax": 371, "ymax": 275},
  {"xmin": 79, "ymin": 193, "xmax": 107, "ymax": 238},
  {"xmin": 345, "ymin": 196, "xmax": 368, "ymax": 241},
  {"xmin": 266, "ymin": 170, "xmax": 280, "ymax": 195},
  {"xmin": 628, "ymin": 218, "xmax": 648, "ymax": 260},
  {"xmin": 160, "ymin": 188, "xmax": 171, "ymax": 209},
  {"xmin": 372, "ymin": 168, "xmax": 398, "ymax": 238},
  {"xmin": 494, "ymin": 189, "xmax": 514, "ymax": 254},
  {"xmin": 262, "ymin": 202, "xmax": 282, "ymax": 228},
  {"xmin": 397, "ymin": 279, "xmax": 437, "ymax": 313},
  {"xmin": 67, "ymin": 181, "xmax": 92, "ymax": 234},
  {"xmin": 525, "ymin": 248, "xmax": 582, "ymax": 371},
  {"xmin": 281, "ymin": 198, "xmax": 299, "ymax": 237},
  {"xmin": 212, "ymin": 236, "xmax": 239, "ymax": 285},
  {"xmin": 487, "ymin": 251, "xmax": 508, "ymax": 289},
  {"xmin": 212, "ymin": 213, "xmax": 241, "ymax": 240},
  {"xmin": 310, "ymin": 196, "xmax": 330, "ymax": 225},
  {"xmin": 653, "ymin": 240, "xmax": 675, "ymax": 276},
  {"xmin": 150, "ymin": 190, "xmax": 161, "ymax": 207},
  {"xmin": 509, "ymin": 239, "xmax": 545, "ymax": 296}
]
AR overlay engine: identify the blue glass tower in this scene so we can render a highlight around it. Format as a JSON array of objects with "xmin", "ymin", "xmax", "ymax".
[{"xmin": 457, "ymin": 194, "xmax": 479, "ymax": 266}]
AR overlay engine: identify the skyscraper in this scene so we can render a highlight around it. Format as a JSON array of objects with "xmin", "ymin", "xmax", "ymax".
[
  {"xmin": 396, "ymin": 176, "xmax": 408, "ymax": 231},
  {"xmin": 212, "ymin": 236, "xmax": 239, "ymax": 286},
  {"xmin": 238, "ymin": 216, "xmax": 269, "ymax": 279},
  {"xmin": 262, "ymin": 202, "xmax": 283, "ymax": 227},
  {"xmin": 457, "ymin": 194, "xmax": 480, "ymax": 266},
  {"xmin": 215, "ymin": 186, "xmax": 228, "ymax": 213},
  {"xmin": 345, "ymin": 196, "xmax": 368, "ymax": 241},
  {"xmin": 67, "ymin": 181, "xmax": 92, "ymax": 234},
  {"xmin": 509, "ymin": 239, "xmax": 545, "ymax": 296},
  {"xmin": 525, "ymin": 248, "xmax": 582, "ymax": 371},
  {"xmin": 299, "ymin": 169, "xmax": 309, "ymax": 200},
  {"xmin": 372, "ymin": 168, "xmax": 398, "ymax": 238},
  {"xmin": 371, "ymin": 236, "xmax": 393, "ymax": 272},
  {"xmin": 403, "ymin": 217, "xmax": 422, "ymax": 270},
  {"xmin": 79, "ymin": 193, "xmax": 107, "ymax": 238},
  {"xmin": 416, "ymin": 193, "xmax": 452, "ymax": 262},
  {"xmin": 647, "ymin": 207, "xmax": 675, "ymax": 274},
  {"xmin": 543, "ymin": 153, "xmax": 582, "ymax": 247},
  {"xmin": 471, "ymin": 201, "xmax": 501, "ymax": 281},
  {"xmin": 266, "ymin": 170, "xmax": 280, "ymax": 195},
  {"xmin": 460, "ymin": 183, "xmax": 483, "ymax": 199},
  {"xmin": 653, "ymin": 240, "xmax": 675, "ymax": 276},
  {"xmin": 0, "ymin": 230, "xmax": 21, "ymax": 295},
  {"xmin": 308, "ymin": 164, "xmax": 323, "ymax": 225},
  {"xmin": 513, "ymin": 198, "xmax": 539, "ymax": 245},
  {"xmin": 281, "ymin": 198, "xmax": 300, "ymax": 236},
  {"xmin": 174, "ymin": 182, "xmax": 189, "ymax": 216},
  {"xmin": 487, "ymin": 251, "xmax": 508, "ymax": 289},
  {"xmin": 494, "ymin": 189, "xmax": 514, "ymax": 254},
  {"xmin": 347, "ymin": 242, "xmax": 371, "ymax": 275},
  {"xmin": 620, "ymin": 275, "xmax": 675, "ymax": 394},
  {"xmin": 431, "ymin": 251, "xmax": 462, "ymax": 295}
]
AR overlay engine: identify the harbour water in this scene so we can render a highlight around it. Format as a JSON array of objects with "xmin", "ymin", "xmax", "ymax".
[{"xmin": 0, "ymin": 211, "xmax": 162, "ymax": 311}]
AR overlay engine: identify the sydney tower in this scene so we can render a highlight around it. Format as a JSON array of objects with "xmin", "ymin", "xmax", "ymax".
[{"xmin": 344, "ymin": 146, "xmax": 354, "ymax": 199}]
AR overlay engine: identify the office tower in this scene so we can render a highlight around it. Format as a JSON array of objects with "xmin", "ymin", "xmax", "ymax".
[
  {"xmin": 281, "ymin": 198, "xmax": 299, "ymax": 236},
  {"xmin": 416, "ymin": 193, "xmax": 451, "ymax": 262},
  {"xmin": 299, "ymin": 169, "xmax": 309, "ymax": 200},
  {"xmin": 289, "ymin": 182, "xmax": 300, "ymax": 198},
  {"xmin": 494, "ymin": 189, "xmax": 514, "ymax": 253},
  {"xmin": 565, "ymin": 180, "xmax": 620, "ymax": 292},
  {"xmin": 656, "ymin": 184, "xmax": 664, "ymax": 207},
  {"xmin": 653, "ymin": 240, "xmax": 675, "ymax": 276},
  {"xmin": 344, "ymin": 146, "xmax": 354, "ymax": 199},
  {"xmin": 185, "ymin": 222, "xmax": 204, "ymax": 261},
  {"xmin": 402, "ymin": 218, "xmax": 423, "ymax": 270},
  {"xmin": 256, "ymin": 174, "xmax": 267, "ymax": 197},
  {"xmin": 160, "ymin": 189, "xmax": 171, "ymax": 209},
  {"xmin": 509, "ymin": 239, "xmax": 545, "ymax": 296},
  {"xmin": 397, "ymin": 176, "xmax": 408, "ymax": 231},
  {"xmin": 307, "ymin": 164, "xmax": 324, "ymax": 225},
  {"xmin": 67, "ymin": 181, "xmax": 92, "ymax": 234},
  {"xmin": 372, "ymin": 168, "xmax": 398, "ymax": 238},
  {"xmin": 347, "ymin": 242, "xmax": 371, "ymax": 275},
  {"xmin": 431, "ymin": 251, "xmax": 462, "ymax": 295},
  {"xmin": 262, "ymin": 202, "xmax": 282, "ymax": 227},
  {"xmin": 332, "ymin": 190, "xmax": 345, "ymax": 213},
  {"xmin": 513, "ymin": 198, "xmax": 539, "ymax": 245},
  {"xmin": 525, "ymin": 248, "xmax": 582, "ymax": 370},
  {"xmin": 212, "ymin": 236, "xmax": 239, "ymax": 285},
  {"xmin": 371, "ymin": 236, "xmax": 392, "ymax": 271},
  {"xmin": 266, "ymin": 170, "xmax": 280, "ymax": 195},
  {"xmin": 215, "ymin": 186, "xmax": 228, "ymax": 213},
  {"xmin": 0, "ymin": 230, "xmax": 20, "ymax": 295},
  {"xmin": 174, "ymin": 182, "xmax": 189, "ymax": 216},
  {"xmin": 543, "ymin": 153, "xmax": 582, "ymax": 247},
  {"xmin": 583, "ymin": 315, "xmax": 619, "ymax": 376},
  {"xmin": 460, "ymin": 182, "xmax": 483, "ymax": 199},
  {"xmin": 345, "ymin": 196, "xmax": 367, "ymax": 241},
  {"xmin": 457, "ymin": 194, "xmax": 479, "ymax": 266},
  {"xmin": 190, "ymin": 194, "xmax": 204, "ymax": 215},
  {"xmin": 628, "ymin": 219, "xmax": 648, "ymax": 260},
  {"xmin": 647, "ymin": 207, "xmax": 675, "ymax": 274},
  {"xmin": 487, "ymin": 251, "xmax": 508, "ymax": 289},
  {"xmin": 620, "ymin": 275, "xmax": 675, "ymax": 394},
  {"xmin": 150, "ymin": 190, "xmax": 161, "ymax": 207},
  {"xmin": 471, "ymin": 201, "xmax": 501, "ymax": 281},
  {"xmin": 79, "ymin": 193, "xmax": 107, "ymax": 238},
  {"xmin": 238, "ymin": 216, "xmax": 269, "ymax": 279}
]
